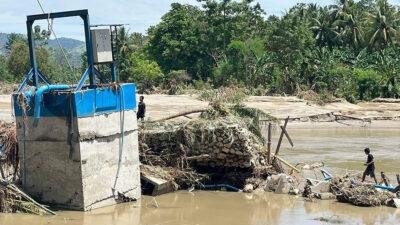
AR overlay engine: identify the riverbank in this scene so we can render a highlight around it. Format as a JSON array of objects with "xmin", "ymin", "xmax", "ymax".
[{"xmin": 1, "ymin": 94, "xmax": 399, "ymax": 124}]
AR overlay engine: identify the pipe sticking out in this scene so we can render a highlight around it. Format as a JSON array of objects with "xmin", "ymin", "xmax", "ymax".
[{"xmin": 33, "ymin": 85, "xmax": 72, "ymax": 124}]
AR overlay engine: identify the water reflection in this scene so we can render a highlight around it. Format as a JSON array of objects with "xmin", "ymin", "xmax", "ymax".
[{"xmin": 1, "ymin": 191, "xmax": 398, "ymax": 225}]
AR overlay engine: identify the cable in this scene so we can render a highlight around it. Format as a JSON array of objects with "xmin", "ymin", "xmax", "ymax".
[
  {"xmin": 113, "ymin": 86, "xmax": 125, "ymax": 196},
  {"xmin": 35, "ymin": 0, "xmax": 74, "ymax": 72}
]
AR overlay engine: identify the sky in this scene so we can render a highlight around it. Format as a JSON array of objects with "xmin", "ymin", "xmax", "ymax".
[{"xmin": 0, "ymin": 0, "xmax": 399, "ymax": 40}]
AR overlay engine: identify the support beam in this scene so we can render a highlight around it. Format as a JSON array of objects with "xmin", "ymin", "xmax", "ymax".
[
  {"xmin": 267, "ymin": 123, "xmax": 272, "ymax": 164},
  {"xmin": 275, "ymin": 117, "xmax": 289, "ymax": 156},
  {"xmin": 280, "ymin": 125, "xmax": 294, "ymax": 147}
]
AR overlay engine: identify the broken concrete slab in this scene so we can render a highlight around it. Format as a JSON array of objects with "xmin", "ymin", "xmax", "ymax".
[
  {"xmin": 275, "ymin": 176, "xmax": 291, "ymax": 194},
  {"xmin": 389, "ymin": 198, "xmax": 400, "ymax": 208},
  {"xmin": 311, "ymin": 181, "xmax": 331, "ymax": 194},
  {"xmin": 243, "ymin": 184, "xmax": 254, "ymax": 193},
  {"xmin": 316, "ymin": 192, "xmax": 336, "ymax": 200},
  {"xmin": 141, "ymin": 174, "xmax": 176, "ymax": 196}
]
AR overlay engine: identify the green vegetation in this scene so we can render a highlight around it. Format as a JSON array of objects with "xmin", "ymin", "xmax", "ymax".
[{"xmin": 1, "ymin": 0, "xmax": 400, "ymax": 101}]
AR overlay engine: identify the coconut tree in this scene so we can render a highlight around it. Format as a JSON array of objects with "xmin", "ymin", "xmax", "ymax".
[
  {"xmin": 338, "ymin": 13, "xmax": 364, "ymax": 49},
  {"xmin": 368, "ymin": 8, "xmax": 399, "ymax": 49},
  {"xmin": 311, "ymin": 8, "xmax": 339, "ymax": 49},
  {"xmin": 329, "ymin": 0, "xmax": 352, "ymax": 20}
]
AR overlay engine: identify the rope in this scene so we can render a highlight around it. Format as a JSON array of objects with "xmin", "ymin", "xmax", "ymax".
[
  {"xmin": 35, "ymin": 0, "xmax": 74, "ymax": 72},
  {"xmin": 113, "ymin": 87, "xmax": 125, "ymax": 196}
]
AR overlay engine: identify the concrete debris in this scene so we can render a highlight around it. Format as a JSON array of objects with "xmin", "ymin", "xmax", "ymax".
[
  {"xmin": 141, "ymin": 174, "xmax": 177, "ymax": 196},
  {"xmin": 331, "ymin": 176, "xmax": 396, "ymax": 207},
  {"xmin": 310, "ymin": 181, "xmax": 331, "ymax": 194},
  {"xmin": 243, "ymin": 184, "xmax": 254, "ymax": 193},
  {"xmin": 289, "ymin": 188, "xmax": 300, "ymax": 195},
  {"xmin": 302, "ymin": 162, "xmax": 324, "ymax": 170},
  {"xmin": 264, "ymin": 174, "xmax": 298, "ymax": 195},
  {"xmin": 275, "ymin": 175, "xmax": 291, "ymax": 194},
  {"xmin": 389, "ymin": 198, "xmax": 400, "ymax": 208},
  {"xmin": 316, "ymin": 192, "xmax": 336, "ymax": 200}
]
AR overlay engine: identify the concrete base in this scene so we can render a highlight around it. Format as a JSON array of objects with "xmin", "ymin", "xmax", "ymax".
[{"xmin": 16, "ymin": 110, "xmax": 141, "ymax": 211}]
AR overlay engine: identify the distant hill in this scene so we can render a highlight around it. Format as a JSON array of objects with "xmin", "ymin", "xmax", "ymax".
[
  {"xmin": 48, "ymin": 37, "xmax": 84, "ymax": 49},
  {"xmin": 0, "ymin": 33, "xmax": 85, "ymax": 68}
]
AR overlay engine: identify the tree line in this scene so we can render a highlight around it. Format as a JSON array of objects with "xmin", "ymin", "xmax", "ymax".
[{"xmin": 1, "ymin": 0, "xmax": 400, "ymax": 101}]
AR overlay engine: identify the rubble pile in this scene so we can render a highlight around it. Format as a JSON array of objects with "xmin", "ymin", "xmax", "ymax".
[
  {"xmin": 139, "ymin": 104, "xmax": 279, "ymax": 189},
  {"xmin": 331, "ymin": 176, "xmax": 396, "ymax": 207},
  {"xmin": 140, "ymin": 118, "xmax": 264, "ymax": 169},
  {"xmin": 0, "ymin": 121, "xmax": 19, "ymax": 181}
]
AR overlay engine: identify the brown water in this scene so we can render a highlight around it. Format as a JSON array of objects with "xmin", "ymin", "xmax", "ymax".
[
  {"xmin": 1, "ymin": 126, "xmax": 400, "ymax": 225},
  {"xmin": 1, "ymin": 192, "xmax": 399, "ymax": 225},
  {"xmin": 277, "ymin": 126, "xmax": 400, "ymax": 175}
]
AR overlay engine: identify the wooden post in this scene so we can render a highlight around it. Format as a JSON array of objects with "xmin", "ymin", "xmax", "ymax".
[
  {"xmin": 280, "ymin": 125, "xmax": 294, "ymax": 147},
  {"xmin": 267, "ymin": 123, "xmax": 272, "ymax": 164},
  {"xmin": 275, "ymin": 117, "xmax": 289, "ymax": 156}
]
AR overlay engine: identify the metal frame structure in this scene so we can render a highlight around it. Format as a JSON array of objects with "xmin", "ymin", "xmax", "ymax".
[
  {"xmin": 90, "ymin": 23, "xmax": 127, "ymax": 83},
  {"xmin": 18, "ymin": 9, "xmax": 117, "ymax": 92}
]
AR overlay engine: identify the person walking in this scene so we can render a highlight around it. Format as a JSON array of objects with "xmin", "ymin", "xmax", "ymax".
[
  {"xmin": 137, "ymin": 96, "xmax": 146, "ymax": 121},
  {"xmin": 362, "ymin": 148, "xmax": 377, "ymax": 184}
]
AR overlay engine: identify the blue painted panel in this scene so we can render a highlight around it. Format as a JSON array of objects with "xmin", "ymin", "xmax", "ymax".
[
  {"xmin": 73, "ymin": 89, "xmax": 96, "ymax": 117},
  {"xmin": 13, "ymin": 83, "xmax": 137, "ymax": 119},
  {"xmin": 95, "ymin": 88, "xmax": 118, "ymax": 112}
]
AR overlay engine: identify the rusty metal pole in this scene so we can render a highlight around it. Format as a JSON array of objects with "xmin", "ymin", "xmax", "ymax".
[{"xmin": 267, "ymin": 123, "xmax": 272, "ymax": 164}]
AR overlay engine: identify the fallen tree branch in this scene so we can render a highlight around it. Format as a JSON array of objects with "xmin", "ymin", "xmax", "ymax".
[
  {"xmin": 186, "ymin": 154, "xmax": 210, "ymax": 161},
  {"xmin": 155, "ymin": 108, "xmax": 210, "ymax": 122},
  {"xmin": 271, "ymin": 153, "xmax": 300, "ymax": 173},
  {"xmin": 0, "ymin": 178, "xmax": 56, "ymax": 215}
]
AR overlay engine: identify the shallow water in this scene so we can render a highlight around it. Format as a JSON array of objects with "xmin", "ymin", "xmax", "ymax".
[
  {"xmin": 276, "ymin": 126, "xmax": 400, "ymax": 175},
  {"xmin": 1, "ymin": 192, "xmax": 399, "ymax": 225},
  {"xmin": 1, "ymin": 126, "xmax": 400, "ymax": 225}
]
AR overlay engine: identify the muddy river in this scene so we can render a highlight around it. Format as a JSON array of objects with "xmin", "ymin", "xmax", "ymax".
[{"xmin": 1, "ymin": 126, "xmax": 399, "ymax": 225}]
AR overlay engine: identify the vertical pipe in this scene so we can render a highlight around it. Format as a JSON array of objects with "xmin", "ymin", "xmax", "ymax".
[
  {"xmin": 26, "ymin": 20, "xmax": 38, "ymax": 87},
  {"xmin": 82, "ymin": 14, "xmax": 95, "ymax": 88},
  {"xmin": 267, "ymin": 123, "xmax": 272, "ymax": 164},
  {"xmin": 111, "ymin": 63, "xmax": 117, "ymax": 82}
]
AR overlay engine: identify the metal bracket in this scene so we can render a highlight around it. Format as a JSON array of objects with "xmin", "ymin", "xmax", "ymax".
[{"xmin": 24, "ymin": 9, "xmax": 95, "ymax": 89}]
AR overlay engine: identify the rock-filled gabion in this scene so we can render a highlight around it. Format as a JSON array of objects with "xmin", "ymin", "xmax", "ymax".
[{"xmin": 139, "ymin": 118, "xmax": 264, "ymax": 169}]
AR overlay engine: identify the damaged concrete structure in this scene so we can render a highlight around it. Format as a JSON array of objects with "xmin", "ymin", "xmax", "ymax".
[{"xmin": 13, "ymin": 84, "xmax": 141, "ymax": 211}]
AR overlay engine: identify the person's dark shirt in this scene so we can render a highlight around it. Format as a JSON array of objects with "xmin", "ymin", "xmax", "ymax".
[
  {"xmin": 137, "ymin": 101, "xmax": 146, "ymax": 119},
  {"xmin": 366, "ymin": 153, "xmax": 375, "ymax": 171}
]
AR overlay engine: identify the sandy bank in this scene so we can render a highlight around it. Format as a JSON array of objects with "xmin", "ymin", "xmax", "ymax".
[{"xmin": 1, "ymin": 94, "xmax": 399, "ymax": 127}]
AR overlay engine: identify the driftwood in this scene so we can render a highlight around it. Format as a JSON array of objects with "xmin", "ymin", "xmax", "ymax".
[
  {"xmin": 0, "ymin": 179, "xmax": 56, "ymax": 215},
  {"xmin": 280, "ymin": 125, "xmax": 294, "ymax": 147},
  {"xmin": 271, "ymin": 153, "xmax": 300, "ymax": 173},
  {"xmin": 267, "ymin": 123, "xmax": 272, "ymax": 164},
  {"xmin": 275, "ymin": 117, "xmax": 289, "ymax": 155},
  {"xmin": 186, "ymin": 154, "xmax": 210, "ymax": 161},
  {"xmin": 155, "ymin": 108, "xmax": 209, "ymax": 122}
]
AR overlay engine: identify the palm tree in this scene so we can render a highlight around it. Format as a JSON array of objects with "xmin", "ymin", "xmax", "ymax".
[
  {"xmin": 368, "ymin": 9, "xmax": 398, "ymax": 49},
  {"xmin": 338, "ymin": 13, "xmax": 364, "ymax": 49},
  {"xmin": 329, "ymin": 0, "xmax": 352, "ymax": 20},
  {"xmin": 311, "ymin": 8, "xmax": 339, "ymax": 49}
]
